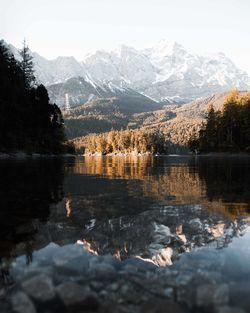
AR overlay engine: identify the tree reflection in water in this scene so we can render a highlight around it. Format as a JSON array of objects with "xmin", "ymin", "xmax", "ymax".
[
  {"xmin": 0, "ymin": 158, "xmax": 66, "ymax": 259},
  {"xmin": 61, "ymin": 156, "xmax": 250, "ymax": 263},
  {"xmin": 70, "ymin": 155, "xmax": 250, "ymax": 215},
  {"xmin": 1, "ymin": 155, "xmax": 250, "ymax": 266}
]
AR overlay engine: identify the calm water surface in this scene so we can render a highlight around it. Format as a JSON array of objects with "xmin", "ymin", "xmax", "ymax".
[{"xmin": 1, "ymin": 155, "xmax": 250, "ymax": 263}]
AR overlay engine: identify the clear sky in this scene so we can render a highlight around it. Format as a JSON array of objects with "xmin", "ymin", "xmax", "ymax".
[{"xmin": 1, "ymin": 0, "xmax": 250, "ymax": 73}]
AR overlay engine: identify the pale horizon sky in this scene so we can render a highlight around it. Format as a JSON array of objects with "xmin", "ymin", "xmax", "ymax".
[{"xmin": 1, "ymin": 0, "xmax": 250, "ymax": 73}]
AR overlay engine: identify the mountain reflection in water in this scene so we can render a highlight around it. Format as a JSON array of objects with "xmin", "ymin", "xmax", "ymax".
[{"xmin": 0, "ymin": 155, "xmax": 250, "ymax": 265}]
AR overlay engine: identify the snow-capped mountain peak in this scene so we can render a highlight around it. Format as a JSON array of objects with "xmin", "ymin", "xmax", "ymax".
[
  {"xmin": 146, "ymin": 39, "xmax": 186, "ymax": 58},
  {"xmin": 113, "ymin": 44, "xmax": 137, "ymax": 57},
  {"xmin": 6, "ymin": 39, "xmax": 250, "ymax": 103}
]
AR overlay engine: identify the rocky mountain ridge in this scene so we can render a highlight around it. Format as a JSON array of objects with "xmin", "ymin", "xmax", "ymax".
[
  {"xmin": 47, "ymin": 76, "xmax": 162, "ymax": 110},
  {"xmin": 83, "ymin": 40, "xmax": 250, "ymax": 102},
  {"xmin": 6, "ymin": 40, "xmax": 250, "ymax": 104}
]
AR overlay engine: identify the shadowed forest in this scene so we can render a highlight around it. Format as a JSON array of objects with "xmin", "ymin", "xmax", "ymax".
[{"xmin": 0, "ymin": 40, "xmax": 66, "ymax": 153}]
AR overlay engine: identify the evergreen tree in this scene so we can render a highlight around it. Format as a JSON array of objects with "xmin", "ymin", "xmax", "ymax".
[
  {"xmin": 242, "ymin": 96, "xmax": 250, "ymax": 150},
  {"xmin": 19, "ymin": 40, "xmax": 36, "ymax": 90},
  {"xmin": 0, "ymin": 39, "xmax": 67, "ymax": 154},
  {"xmin": 189, "ymin": 90, "xmax": 250, "ymax": 153},
  {"xmin": 221, "ymin": 91, "xmax": 242, "ymax": 150},
  {"xmin": 199, "ymin": 105, "xmax": 221, "ymax": 152}
]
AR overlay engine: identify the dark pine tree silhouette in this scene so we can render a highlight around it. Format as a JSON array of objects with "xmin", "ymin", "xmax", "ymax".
[
  {"xmin": 19, "ymin": 40, "xmax": 36, "ymax": 90},
  {"xmin": 0, "ymin": 39, "xmax": 67, "ymax": 154}
]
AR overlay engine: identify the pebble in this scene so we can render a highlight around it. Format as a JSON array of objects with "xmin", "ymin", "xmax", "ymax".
[
  {"xmin": 140, "ymin": 298, "xmax": 186, "ymax": 313},
  {"xmin": 3, "ymin": 240, "xmax": 250, "ymax": 313},
  {"xmin": 56, "ymin": 255, "xmax": 89, "ymax": 275},
  {"xmin": 93, "ymin": 262, "xmax": 116, "ymax": 279},
  {"xmin": 229, "ymin": 282, "xmax": 250, "ymax": 311},
  {"xmin": 109, "ymin": 282, "xmax": 120, "ymax": 292},
  {"xmin": 21, "ymin": 274, "xmax": 56, "ymax": 302},
  {"xmin": 196, "ymin": 284, "xmax": 215, "ymax": 307},
  {"xmin": 56, "ymin": 282, "xmax": 87, "ymax": 306},
  {"xmin": 216, "ymin": 306, "xmax": 246, "ymax": 313},
  {"xmin": 188, "ymin": 218, "xmax": 203, "ymax": 232},
  {"xmin": 56, "ymin": 282, "xmax": 99, "ymax": 310},
  {"xmin": 52, "ymin": 245, "xmax": 83, "ymax": 266},
  {"xmin": 213, "ymin": 284, "xmax": 229, "ymax": 306},
  {"xmin": 90, "ymin": 281, "xmax": 104, "ymax": 291},
  {"xmin": 175, "ymin": 273, "xmax": 193, "ymax": 287},
  {"xmin": 11, "ymin": 291, "xmax": 36, "ymax": 313},
  {"xmin": 162, "ymin": 287, "xmax": 174, "ymax": 298}
]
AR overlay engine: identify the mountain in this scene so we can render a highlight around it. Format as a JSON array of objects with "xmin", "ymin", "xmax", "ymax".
[
  {"xmin": 7, "ymin": 40, "xmax": 250, "ymax": 104},
  {"xmin": 56, "ymin": 77, "xmax": 163, "ymax": 138},
  {"xmin": 83, "ymin": 40, "xmax": 250, "ymax": 102},
  {"xmin": 7, "ymin": 43, "xmax": 86, "ymax": 85},
  {"xmin": 32, "ymin": 54, "xmax": 85, "ymax": 85},
  {"xmin": 47, "ymin": 76, "xmax": 162, "ymax": 111},
  {"xmin": 83, "ymin": 45, "xmax": 156, "ymax": 91}
]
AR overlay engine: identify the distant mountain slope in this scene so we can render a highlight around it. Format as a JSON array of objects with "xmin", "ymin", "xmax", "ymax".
[
  {"xmin": 173, "ymin": 92, "xmax": 232, "ymax": 119},
  {"xmin": 65, "ymin": 98, "xmax": 129, "ymax": 138},
  {"xmin": 61, "ymin": 80, "xmax": 163, "ymax": 138},
  {"xmin": 47, "ymin": 76, "xmax": 162, "ymax": 112}
]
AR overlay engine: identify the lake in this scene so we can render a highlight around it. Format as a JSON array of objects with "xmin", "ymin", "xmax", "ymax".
[
  {"xmin": 1, "ymin": 155, "xmax": 250, "ymax": 264},
  {"xmin": 2, "ymin": 155, "xmax": 250, "ymax": 313}
]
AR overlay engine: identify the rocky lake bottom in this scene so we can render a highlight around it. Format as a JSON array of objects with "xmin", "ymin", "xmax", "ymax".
[{"xmin": 1, "ymin": 227, "xmax": 250, "ymax": 313}]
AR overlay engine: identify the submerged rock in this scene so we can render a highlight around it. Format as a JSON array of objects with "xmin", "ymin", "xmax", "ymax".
[
  {"xmin": 2, "ymin": 235, "xmax": 250, "ymax": 313},
  {"xmin": 21, "ymin": 274, "xmax": 56, "ymax": 302},
  {"xmin": 216, "ymin": 306, "xmax": 246, "ymax": 313},
  {"xmin": 56, "ymin": 282, "xmax": 98, "ymax": 309},
  {"xmin": 140, "ymin": 298, "xmax": 187, "ymax": 313},
  {"xmin": 11, "ymin": 291, "xmax": 36, "ymax": 313},
  {"xmin": 188, "ymin": 218, "xmax": 203, "ymax": 232}
]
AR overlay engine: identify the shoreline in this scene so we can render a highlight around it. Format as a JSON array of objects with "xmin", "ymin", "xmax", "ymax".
[
  {"xmin": 192, "ymin": 152, "xmax": 250, "ymax": 157},
  {"xmin": 83, "ymin": 152, "xmax": 250, "ymax": 157},
  {"xmin": 83, "ymin": 152, "xmax": 165, "ymax": 157},
  {"xmin": 2, "ymin": 151, "xmax": 250, "ymax": 159},
  {"xmin": 0, "ymin": 152, "xmax": 76, "ymax": 159}
]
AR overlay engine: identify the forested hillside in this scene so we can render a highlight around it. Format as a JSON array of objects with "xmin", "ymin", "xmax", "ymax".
[{"xmin": 64, "ymin": 90, "xmax": 239, "ymax": 153}]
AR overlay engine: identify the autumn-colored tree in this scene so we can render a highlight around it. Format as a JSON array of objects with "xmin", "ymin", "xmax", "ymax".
[{"xmin": 76, "ymin": 128, "xmax": 168, "ymax": 155}]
